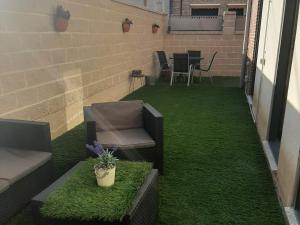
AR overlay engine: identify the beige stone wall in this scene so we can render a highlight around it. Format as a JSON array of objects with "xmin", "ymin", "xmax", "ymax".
[
  {"xmin": 172, "ymin": 0, "xmax": 247, "ymax": 16},
  {"xmin": 0, "ymin": 0, "xmax": 166, "ymax": 138},
  {"xmin": 0, "ymin": 0, "xmax": 245, "ymax": 139},
  {"xmin": 165, "ymin": 31, "xmax": 244, "ymax": 76}
]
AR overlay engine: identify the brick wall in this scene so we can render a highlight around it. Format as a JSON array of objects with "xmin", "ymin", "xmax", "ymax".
[
  {"xmin": 247, "ymin": 0, "xmax": 259, "ymax": 61},
  {"xmin": 245, "ymin": 0, "xmax": 261, "ymax": 95},
  {"xmin": 0, "ymin": 0, "xmax": 166, "ymax": 138},
  {"xmin": 171, "ymin": 0, "xmax": 247, "ymax": 16}
]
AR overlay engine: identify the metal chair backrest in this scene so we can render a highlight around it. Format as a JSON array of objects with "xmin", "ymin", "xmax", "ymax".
[
  {"xmin": 188, "ymin": 50, "xmax": 201, "ymax": 66},
  {"xmin": 173, "ymin": 53, "xmax": 189, "ymax": 73},
  {"xmin": 206, "ymin": 51, "xmax": 218, "ymax": 71},
  {"xmin": 157, "ymin": 51, "xmax": 169, "ymax": 69}
]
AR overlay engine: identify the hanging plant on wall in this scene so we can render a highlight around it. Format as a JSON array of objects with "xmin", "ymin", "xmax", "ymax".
[
  {"xmin": 122, "ymin": 18, "xmax": 133, "ymax": 33},
  {"xmin": 152, "ymin": 24, "xmax": 160, "ymax": 33},
  {"xmin": 54, "ymin": 5, "xmax": 71, "ymax": 32}
]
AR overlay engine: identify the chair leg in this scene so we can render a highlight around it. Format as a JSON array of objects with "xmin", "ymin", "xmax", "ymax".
[
  {"xmin": 170, "ymin": 72, "xmax": 174, "ymax": 86},
  {"xmin": 187, "ymin": 72, "xmax": 191, "ymax": 87},
  {"xmin": 187, "ymin": 65, "xmax": 193, "ymax": 87},
  {"xmin": 191, "ymin": 65, "xmax": 194, "ymax": 84},
  {"xmin": 210, "ymin": 74, "xmax": 214, "ymax": 85},
  {"xmin": 129, "ymin": 77, "xmax": 133, "ymax": 92},
  {"xmin": 192, "ymin": 71, "xmax": 194, "ymax": 84},
  {"xmin": 133, "ymin": 78, "xmax": 135, "ymax": 90},
  {"xmin": 191, "ymin": 66, "xmax": 194, "ymax": 84}
]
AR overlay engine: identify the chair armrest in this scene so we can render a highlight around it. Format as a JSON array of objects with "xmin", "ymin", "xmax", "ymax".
[
  {"xmin": 83, "ymin": 106, "xmax": 97, "ymax": 145},
  {"xmin": 143, "ymin": 103, "xmax": 164, "ymax": 173},
  {"xmin": 143, "ymin": 104, "xmax": 163, "ymax": 139},
  {"xmin": 0, "ymin": 119, "xmax": 51, "ymax": 152}
]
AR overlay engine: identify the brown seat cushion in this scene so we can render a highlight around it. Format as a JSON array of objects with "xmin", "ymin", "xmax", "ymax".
[
  {"xmin": 0, "ymin": 179, "xmax": 9, "ymax": 194},
  {"xmin": 96, "ymin": 128, "xmax": 155, "ymax": 150},
  {"xmin": 91, "ymin": 100, "xmax": 144, "ymax": 131},
  {"xmin": 0, "ymin": 147, "xmax": 52, "ymax": 185}
]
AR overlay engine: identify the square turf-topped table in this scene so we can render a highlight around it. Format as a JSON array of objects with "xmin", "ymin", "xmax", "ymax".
[{"xmin": 31, "ymin": 159, "xmax": 158, "ymax": 225}]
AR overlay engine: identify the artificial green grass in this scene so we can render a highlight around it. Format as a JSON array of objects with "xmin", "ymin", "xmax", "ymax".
[
  {"xmin": 6, "ymin": 78, "xmax": 284, "ymax": 225},
  {"xmin": 51, "ymin": 123, "xmax": 86, "ymax": 178},
  {"xmin": 125, "ymin": 78, "xmax": 285, "ymax": 225},
  {"xmin": 41, "ymin": 160, "xmax": 151, "ymax": 221}
]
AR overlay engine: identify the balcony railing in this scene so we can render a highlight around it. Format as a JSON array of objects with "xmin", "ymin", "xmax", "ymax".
[
  {"xmin": 169, "ymin": 15, "xmax": 224, "ymax": 31},
  {"xmin": 235, "ymin": 16, "xmax": 246, "ymax": 31}
]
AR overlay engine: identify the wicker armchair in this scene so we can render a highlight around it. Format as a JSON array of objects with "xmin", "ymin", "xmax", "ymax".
[
  {"xmin": 0, "ymin": 119, "xmax": 53, "ymax": 224},
  {"xmin": 84, "ymin": 100, "xmax": 164, "ymax": 174}
]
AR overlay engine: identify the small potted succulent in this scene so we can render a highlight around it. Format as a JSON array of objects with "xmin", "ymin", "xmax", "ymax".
[
  {"xmin": 152, "ymin": 24, "xmax": 160, "ymax": 33},
  {"xmin": 122, "ymin": 18, "xmax": 133, "ymax": 33},
  {"xmin": 54, "ymin": 5, "xmax": 71, "ymax": 32},
  {"xmin": 86, "ymin": 141, "xmax": 118, "ymax": 187}
]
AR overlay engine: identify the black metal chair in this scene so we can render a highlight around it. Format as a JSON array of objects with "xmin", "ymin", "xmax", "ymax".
[
  {"xmin": 156, "ymin": 51, "xmax": 171, "ymax": 80},
  {"xmin": 199, "ymin": 51, "xmax": 218, "ymax": 84},
  {"xmin": 156, "ymin": 51, "xmax": 170, "ymax": 71},
  {"xmin": 170, "ymin": 53, "xmax": 192, "ymax": 86},
  {"xmin": 188, "ymin": 50, "xmax": 202, "ymax": 83},
  {"xmin": 129, "ymin": 70, "xmax": 145, "ymax": 92}
]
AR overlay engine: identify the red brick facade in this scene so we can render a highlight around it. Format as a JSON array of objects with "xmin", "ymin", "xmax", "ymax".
[{"xmin": 171, "ymin": 0, "xmax": 247, "ymax": 16}]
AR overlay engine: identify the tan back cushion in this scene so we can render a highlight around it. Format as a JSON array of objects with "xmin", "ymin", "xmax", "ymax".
[{"xmin": 91, "ymin": 100, "xmax": 144, "ymax": 131}]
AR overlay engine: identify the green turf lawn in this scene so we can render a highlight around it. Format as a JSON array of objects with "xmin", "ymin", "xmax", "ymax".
[
  {"xmin": 6, "ymin": 78, "xmax": 284, "ymax": 225},
  {"xmin": 41, "ymin": 160, "xmax": 151, "ymax": 221}
]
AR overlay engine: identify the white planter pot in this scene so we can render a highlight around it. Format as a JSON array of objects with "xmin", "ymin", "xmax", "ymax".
[{"xmin": 94, "ymin": 166, "xmax": 116, "ymax": 187}]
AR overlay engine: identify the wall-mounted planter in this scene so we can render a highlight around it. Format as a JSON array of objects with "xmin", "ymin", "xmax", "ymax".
[
  {"xmin": 54, "ymin": 17, "xmax": 69, "ymax": 32},
  {"xmin": 54, "ymin": 5, "xmax": 70, "ymax": 32},
  {"xmin": 152, "ymin": 24, "xmax": 160, "ymax": 34},
  {"xmin": 122, "ymin": 18, "xmax": 133, "ymax": 33}
]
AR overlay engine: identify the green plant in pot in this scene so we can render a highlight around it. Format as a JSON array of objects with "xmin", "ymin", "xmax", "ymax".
[
  {"xmin": 122, "ymin": 18, "xmax": 133, "ymax": 32},
  {"xmin": 152, "ymin": 24, "xmax": 160, "ymax": 33},
  {"xmin": 54, "ymin": 5, "xmax": 71, "ymax": 32},
  {"xmin": 86, "ymin": 142, "xmax": 118, "ymax": 187}
]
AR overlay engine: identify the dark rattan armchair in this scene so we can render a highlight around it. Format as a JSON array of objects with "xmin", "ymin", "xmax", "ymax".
[
  {"xmin": 84, "ymin": 100, "xmax": 164, "ymax": 174},
  {"xmin": 156, "ymin": 51, "xmax": 171, "ymax": 80},
  {"xmin": 0, "ymin": 119, "xmax": 53, "ymax": 224}
]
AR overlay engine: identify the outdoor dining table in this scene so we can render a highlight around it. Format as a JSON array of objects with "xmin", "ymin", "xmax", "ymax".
[
  {"xmin": 169, "ymin": 55, "xmax": 204, "ymax": 61},
  {"xmin": 169, "ymin": 54, "xmax": 204, "ymax": 69}
]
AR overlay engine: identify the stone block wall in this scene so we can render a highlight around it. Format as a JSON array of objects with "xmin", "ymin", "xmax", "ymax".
[
  {"xmin": 0, "ymin": 0, "xmax": 244, "ymax": 138},
  {"xmin": 0, "ymin": 0, "xmax": 166, "ymax": 138},
  {"xmin": 164, "ymin": 32, "xmax": 243, "ymax": 76}
]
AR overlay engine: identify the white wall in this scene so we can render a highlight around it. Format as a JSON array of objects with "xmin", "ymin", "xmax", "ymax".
[
  {"xmin": 252, "ymin": 0, "xmax": 285, "ymax": 139},
  {"xmin": 277, "ymin": 8, "xmax": 300, "ymax": 206},
  {"xmin": 253, "ymin": 0, "xmax": 300, "ymax": 206}
]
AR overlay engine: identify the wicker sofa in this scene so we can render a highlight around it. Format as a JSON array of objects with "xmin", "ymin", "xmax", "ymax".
[
  {"xmin": 0, "ymin": 119, "xmax": 53, "ymax": 224},
  {"xmin": 84, "ymin": 100, "xmax": 164, "ymax": 174}
]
